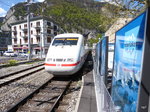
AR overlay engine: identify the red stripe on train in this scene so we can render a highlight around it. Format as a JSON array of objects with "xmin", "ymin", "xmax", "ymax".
[
  {"xmin": 61, "ymin": 61, "xmax": 80, "ymax": 66},
  {"xmin": 44, "ymin": 61, "xmax": 80, "ymax": 67},
  {"xmin": 44, "ymin": 63, "xmax": 56, "ymax": 66}
]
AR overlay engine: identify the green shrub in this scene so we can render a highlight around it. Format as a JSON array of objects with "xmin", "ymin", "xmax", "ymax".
[{"xmin": 8, "ymin": 60, "xmax": 18, "ymax": 66}]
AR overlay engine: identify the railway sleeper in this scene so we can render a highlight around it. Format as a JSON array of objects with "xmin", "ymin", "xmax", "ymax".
[
  {"xmin": 45, "ymin": 85, "xmax": 67, "ymax": 90},
  {"xmin": 37, "ymin": 92, "xmax": 60, "ymax": 96},
  {"xmin": 33, "ymin": 94, "xmax": 58, "ymax": 98},
  {"xmin": 50, "ymin": 81, "xmax": 69, "ymax": 85},
  {"xmin": 39, "ymin": 89, "xmax": 64, "ymax": 93},
  {"xmin": 18, "ymin": 106, "xmax": 50, "ymax": 112},
  {"xmin": 18, "ymin": 100, "xmax": 53, "ymax": 110}
]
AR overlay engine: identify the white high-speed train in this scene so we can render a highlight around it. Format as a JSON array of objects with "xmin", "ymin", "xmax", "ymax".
[{"xmin": 45, "ymin": 33, "xmax": 89, "ymax": 76}]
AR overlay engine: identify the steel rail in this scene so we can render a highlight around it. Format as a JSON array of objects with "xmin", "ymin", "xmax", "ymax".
[
  {"xmin": 49, "ymin": 80, "xmax": 72, "ymax": 112},
  {"xmin": 6, "ymin": 77, "xmax": 73, "ymax": 112},
  {"xmin": 0, "ymin": 63, "xmax": 44, "ymax": 79},
  {"xmin": 7, "ymin": 77, "xmax": 54, "ymax": 112},
  {"xmin": 0, "ymin": 66, "xmax": 44, "ymax": 88}
]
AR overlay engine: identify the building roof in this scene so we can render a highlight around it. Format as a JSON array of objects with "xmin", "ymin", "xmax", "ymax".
[{"xmin": 11, "ymin": 16, "xmax": 57, "ymax": 26}]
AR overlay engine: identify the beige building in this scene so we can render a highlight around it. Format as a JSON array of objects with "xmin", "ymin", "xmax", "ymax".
[
  {"xmin": 11, "ymin": 16, "xmax": 61, "ymax": 56},
  {"xmin": 105, "ymin": 18, "xmax": 132, "ymax": 43}
]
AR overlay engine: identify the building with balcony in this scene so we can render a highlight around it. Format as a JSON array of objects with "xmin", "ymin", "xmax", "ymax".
[{"xmin": 11, "ymin": 16, "xmax": 61, "ymax": 56}]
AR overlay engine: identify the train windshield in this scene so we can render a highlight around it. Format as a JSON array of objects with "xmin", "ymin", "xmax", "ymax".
[{"xmin": 52, "ymin": 37, "xmax": 78, "ymax": 46}]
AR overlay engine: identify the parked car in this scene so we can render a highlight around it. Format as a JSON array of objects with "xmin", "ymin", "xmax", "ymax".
[
  {"xmin": 21, "ymin": 52, "xmax": 29, "ymax": 57},
  {"xmin": 3, "ymin": 51, "xmax": 17, "ymax": 57},
  {"xmin": 18, "ymin": 52, "xmax": 29, "ymax": 57}
]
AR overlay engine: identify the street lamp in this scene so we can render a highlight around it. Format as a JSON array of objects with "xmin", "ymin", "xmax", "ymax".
[{"xmin": 40, "ymin": 32, "xmax": 43, "ymax": 59}]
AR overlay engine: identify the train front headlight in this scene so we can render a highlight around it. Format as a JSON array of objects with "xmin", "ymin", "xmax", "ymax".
[{"xmin": 67, "ymin": 58, "xmax": 74, "ymax": 62}]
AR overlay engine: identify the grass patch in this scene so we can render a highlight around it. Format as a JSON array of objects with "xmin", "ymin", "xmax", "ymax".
[
  {"xmin": 26, "ymin": 62, "xmax": 34, "ymax": 64},
  {"xmin": 8, "ymin": 60, "xmax": 18, "ymax": 66}
]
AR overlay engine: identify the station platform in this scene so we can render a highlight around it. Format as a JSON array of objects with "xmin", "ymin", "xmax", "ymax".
[{"xmin": 76, "ymin": 71, "xmax": 97, "ymax": 112}]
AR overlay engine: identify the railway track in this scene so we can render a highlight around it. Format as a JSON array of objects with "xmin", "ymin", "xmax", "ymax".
[
  {"xmin": 7, "ymin": 77, "xmax": 73, "ymax": 112},
  {"xmin": 0, "ymin": 52, "xmax": 93, "ymax": 112},
  {"xmin": 0, "ymin": 63, "xmax": 44, "ymax": 88}
]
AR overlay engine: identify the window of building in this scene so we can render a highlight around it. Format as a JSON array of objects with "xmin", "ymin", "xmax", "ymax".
[
  {"xmin": 37, "ymin": 38, "xmax": 40, "ymax": 43},
  {"xmin": 54, "ymin": 25, "xmax": 57, "ymax": 31},
  {"xmin": 54, "ymin": 32, "xmax": 57, "ymax": 36},
  {"xmin": 47, "ymin": 22, "xmax": 51, "ymax": 26},
  {"xmin": 25, "ymin": 39, "xmax": 28, "ymax": 43},
  {"xmin": 19, "ymin": 25, "xmax": 21, "ymax": 29},
  {"xmin": 20, "ymin": 32, "xmax": 21, "ymax": 36},
  {"xmin": 31, "ymin": 38, "xmax": 33, "ymax": 44},
  {"xmin": 31, "ymin": 30, "xmax": 33, "ymax": 34},
  {"xmin": 36, "ymin": 29, "xmax": 40, "ymax": 34},
  {"xmin": 36, "ymin": 21, "xmax": 40, "ymax": 27},
  {"xmin": 20, "ymin": 39, "xmax": 22, "ymax": 45},
  {"xmin": 31, "ymin": 23, "xmax": 33, "ymax": 27},
  {"xmin": 47, "ymin": 36, "xmax": 51, "ymax": 43},
  {"xmin": 14, "ymin": 40, "xmax": 17, "ymax": 44},
  {"xmin": 24, "ymin": 24, "xmax": 27, "ymax": 28},
  {"xmin": 14, "ymin": 26, "xmax": 16, "ymax": 31},
  {"xmin": 47, "ymin": 29, "xmax": 51, "ymax": 34},
  {"xmin": 24, "ymin": 31, "xmax": 28, "ymax": 36},
  {"xmin": 13, "ymin": 32, "xmax": 17, "ymax": 36}
]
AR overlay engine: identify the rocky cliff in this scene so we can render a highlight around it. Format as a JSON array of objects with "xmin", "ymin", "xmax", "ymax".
[{"xmin": 1, "ymin": 7, "xmax": 17, "ymax": 31}]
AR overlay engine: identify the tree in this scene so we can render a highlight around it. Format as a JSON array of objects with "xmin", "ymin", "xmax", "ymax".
[
  {"xmin": 101, "ymin": 0, "xmax": 148, "ymax": 17},
  {"xmin": 46, "ymin": 2, "xmax": 113, "ymax": 33},
  {"xmin": 88, "ymin": 33, "xmax": 103, "ymax": 45}
]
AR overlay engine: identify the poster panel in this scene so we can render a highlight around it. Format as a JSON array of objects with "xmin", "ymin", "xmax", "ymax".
[
  {"xmin": 100, "ymin": 37, "xmax": 108, "ymax": 76},
  {"xmin": 95, "ymin": 41, "xmax": 101, "ymax": 75},
  {"xmin": 111, "ymin": 11, "xmax": 146, "ymax": 112},
  {"xmin": 108, "ymin": 43, "xmax": 114, "ymax": 70}
]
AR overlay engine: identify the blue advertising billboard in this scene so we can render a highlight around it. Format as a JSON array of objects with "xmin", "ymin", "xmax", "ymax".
[
  {"xmin": 111, "ymin": 11, "xmax": 146, "ymax": 112},
  {"xmin": 100, "ymin": 37, "xmax": 108, "ymax": 77}
]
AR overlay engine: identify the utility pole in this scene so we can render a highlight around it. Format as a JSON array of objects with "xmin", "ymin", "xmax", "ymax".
[
  {"xmin": 40, "ymin": 32, "xmax": 42, "ymax": 59},
  {"xmin": 27, "ymin": 0, "xmax": 32, "ymax": 61},
  {"xmin": 40, "ymin": 1, "xmax": 45, "ymax": 59}
]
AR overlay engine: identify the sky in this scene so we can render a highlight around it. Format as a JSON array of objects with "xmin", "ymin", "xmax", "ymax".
[{"xmin": 0, "ymin": 0, "xmax": 45, "ymax": 17}]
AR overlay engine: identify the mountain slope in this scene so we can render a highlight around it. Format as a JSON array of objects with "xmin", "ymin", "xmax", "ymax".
[{"xmin": 1, "ymin": 0, "xmax": 117, "ymax": 33}]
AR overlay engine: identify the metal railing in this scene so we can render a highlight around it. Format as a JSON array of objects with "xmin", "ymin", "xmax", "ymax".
[{"xmin": 93, "ymin": 56, "xmax": 119, "ymax": 112}]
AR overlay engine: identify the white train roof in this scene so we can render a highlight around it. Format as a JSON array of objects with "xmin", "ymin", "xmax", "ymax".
[{"xmin": 55, "ymin": 33, "xmax": 83, "ymax": 38}]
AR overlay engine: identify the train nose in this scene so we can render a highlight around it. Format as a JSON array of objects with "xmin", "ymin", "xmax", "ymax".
[
  {"xmin": 44, "ymin": 61, "xmax": 80, "ymax": 75},
  {"xmin": 46, "ymin": 57, "xmax": 76, "ymax": 63}
]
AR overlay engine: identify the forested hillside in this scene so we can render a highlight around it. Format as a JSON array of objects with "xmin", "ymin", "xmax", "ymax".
[
  {"xmin": 42, "ymin": 2, "xmax": 113, "ymax": 33},
  {"xmin": 11, "ymin": 0, "xmax": 117, "ymax": 33},
  {"xmin": 1, "ymin": 0, "xmax": 122, "ymax": 42}
]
